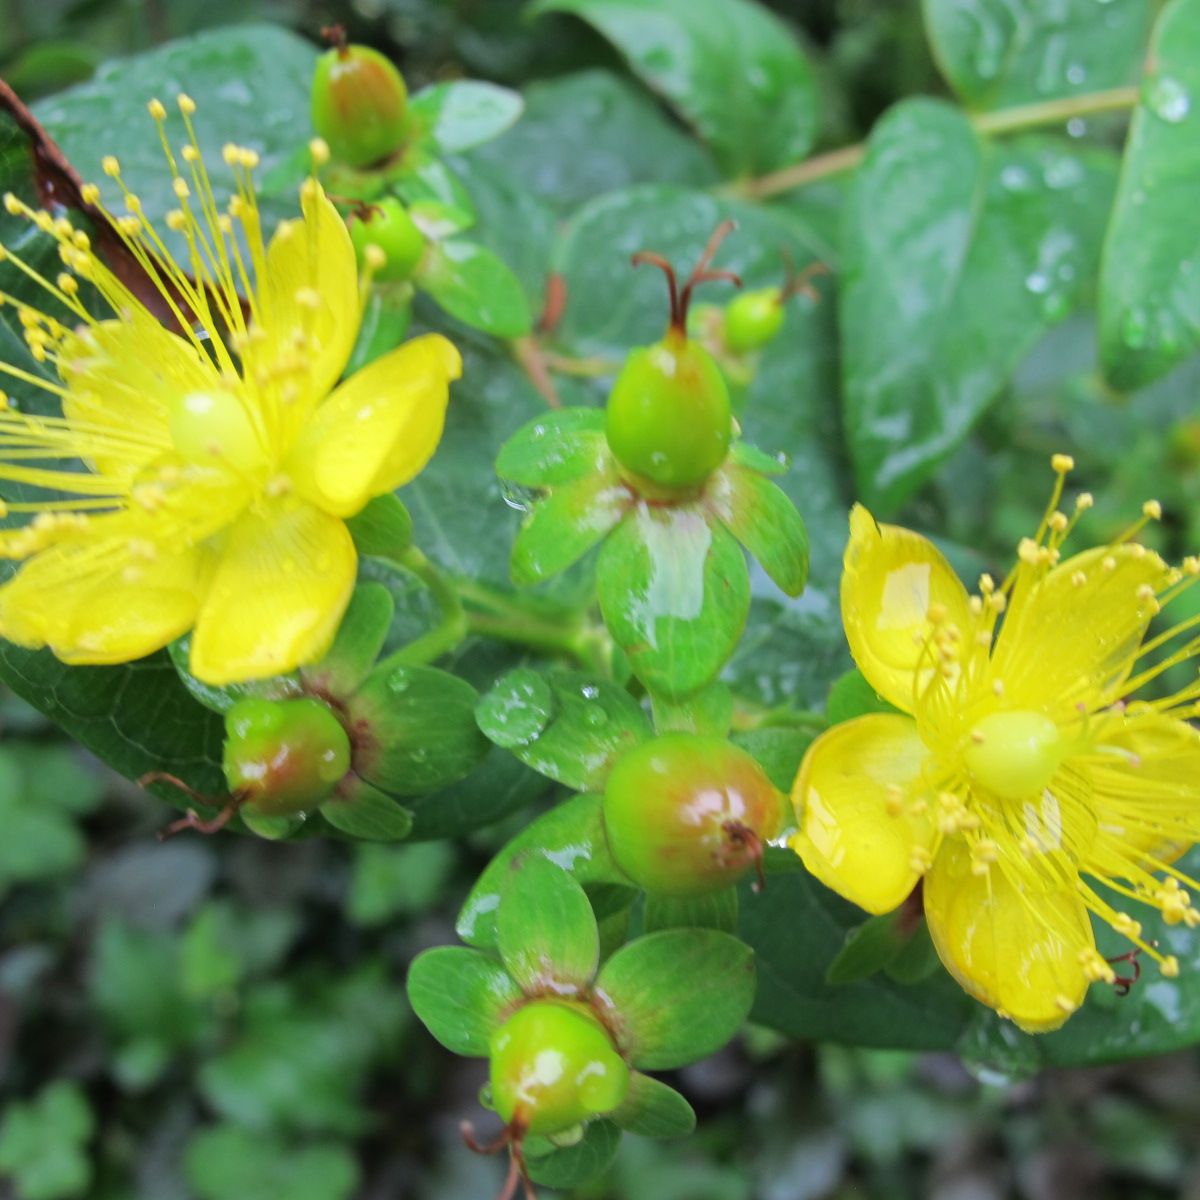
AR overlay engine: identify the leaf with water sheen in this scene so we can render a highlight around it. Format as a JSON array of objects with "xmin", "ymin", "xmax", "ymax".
[{"xmin": 406, "ymin": 946, "xmax": 522, "ymax": 1056}]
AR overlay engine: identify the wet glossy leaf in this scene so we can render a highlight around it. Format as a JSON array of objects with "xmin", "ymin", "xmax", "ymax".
[
  {"xmin": 597, "ymin": 504, "xmax": 751, "ymax": 699},
  {"xmin": 825, "ymin": 668, "xmax": 899, "ymax": 725},
  {"xmin": 730, "ymin": 725, "xmax": 819, "ymax": 793},
  {"xmin": 319, "ymin": 780, "xmax": 414, "ymax": 842},
  {"xmin": 495, "ymin": 407, "xmax": 609, "ymax": 488},
  {"xmin": 497, "ymin": 855, "xmax": 600, "ymax": 992},
  {"xmin": 406, "ymin": 946, "xmax": 522, "ymax": 1056},
  {"xmin": 1098, "ymin": 0, "xmax": 1200, "ymax": 390},
  {"xmin": 457, "ymin": 793, "xmax": 626, "ymax": 948},
  {"xmin": 525, "ymin": 1119, "xmax": 621, "ymax": 1189},
  {"xmin": 649, "ymin": 681, "xmax": 734, "ymax": 738},
  {"xmin": 529, "ymin": 0, "xmax": 818, "ymax": 177},
  {"xmin": 824, "ymin": 913, "xmax": 911, "ymax": 986},
  {"xmin": 642, "ymin": 888, "xmax": 738, "ymax": 936},
  {"xmin": 476, "ymin": 668, "xmax": 651, "ymax": 791},
  {"xmin": 592, "ymin": 929, "xmax": 755, "ymax": 1069},
  {"xmin": 416, "ymin": 238, "xmax": 532, "ymax": 337},
  {"xmin": 301, "ymin": 584, "xmax": 395, "ymax": 699},
  {"xmin": 923, "ymin": 0, "xmax": 1151, "ymax": 109},
  {"xmin": 842, "ymin": 101, "xmax": 1117, "ymax": 512},
  {"xmin": 406, "ymin": 80, "xmax": 523, "ymax": 154},
  {"xmin": 347, "ymin": 664, "xmax": 488, "ymax": 797},
  {"xmin": 344, "ymin": 495, "xmax": 414, "ymax": 561}
]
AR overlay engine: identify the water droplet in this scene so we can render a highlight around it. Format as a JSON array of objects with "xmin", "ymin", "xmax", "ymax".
[
  {"xmin": 501, "ymin": 480, "xmax": 538, "ymax": 513},
  {"xmin": 955, "ymin": 1009, "xmax": 1041, "ymax": 1085},
  {"xmin": 388, "ymin": 670, "xmax": 411, "ymax": 694},
  {"xmin": 1065, "ymin": 63, "xmax": 1086, "ymax": 86},
  {"xmin": 1024, "ymin": 272, "xmax": 1050, "ymax": 295},
  {"xmin": 1146, "ymin": 76, "xmax": 1191, "ymax": 124},
  {"xmin": 1042, "ymin": 156, "xmax": 1084, "ymax": 190},
  {"xmin": 1123, "ymin": 307, "xmax": 1150, "ymax": 349},
  {"xmin": 1000, "ymin": 164, "xmax": 1033, "ymax": 193},
  {"xmin": 580, "ymin": 685, "xmax": 599, "ymax": 700},
  {"xmin": 583, "ymin": 704, "xmax": 608, "ymax": 729},
  {"xmin": 1066, "ymin": 118, "xmax": 1087, "ymax": 138},
  {"xmin": 411, "ymin": 747, "xmax": 428, "ymax": 763}
]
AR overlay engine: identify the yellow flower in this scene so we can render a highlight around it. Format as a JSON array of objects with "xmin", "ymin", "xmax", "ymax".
[
  {"xmin": 0, "ymin": 99, "xmax": 460, "ymax": 685},
  {"xmin": 790, "ymin": 458, "xmax": 1200, "ymax": 1032}
]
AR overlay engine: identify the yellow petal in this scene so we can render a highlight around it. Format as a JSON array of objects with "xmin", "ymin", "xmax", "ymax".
[
  {"xmin": 1083, "ymin": 712, "xmax": 1200, "ymax": 872},
  {"xmin": 59, "ymin": 319, "xmax": 214, "ymax": 478},
  {"xmin": 0, "ymin": 517, "xmax": 203, "ymax": 664},
  {"xmin": 925, "ymin": 838, "xmax": 1093, "ymax": 1033},
  {"xmin": 189, "ymin": 496, "xmax": 356, "ymax": 685},
  {"xmin": 254, "ymin": 184, "xmax": 359, "ymax": 408},
  {"xmin": 841, "ymin": 504, "xmax": 972, "ymax": 713},
  {"xmin": 989, "ymin": 544, "xmax": 1169, "ymax": 716},
  {"xmin": 791, "ymin": 713, "xmax": 937, "ymax": 915},
  {"xmin": 286, "ymin": 334, "xmax": 461, "ymax": 517}
]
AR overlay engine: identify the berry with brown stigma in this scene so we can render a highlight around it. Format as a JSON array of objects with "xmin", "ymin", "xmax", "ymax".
[
  {"xmin": 602, "ymin": 733, "xmax": 784, "ymax": 896},
  {"xmin": 348, "ymin": 197, "xmax": 424, "ymax": 280}
]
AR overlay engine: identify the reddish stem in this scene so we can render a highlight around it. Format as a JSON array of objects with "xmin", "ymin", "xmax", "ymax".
[
  {"xmin": 460, "ymin": 1118, "xmax": 537, "ymax": 1200},
  {"xmin": 632, "ymin": 219, "xmax": 743, "ymax": 333},
  {"xmin": 138, "ymin": 772, "xmax": 244, "ymax": 840},
  {"xmin": 1106, "ymin": 948, "xmax": 1143, "ymax": 997},
  {"xmin": 321, "ymin": 24, "xmax": 349, "ymax": 54}
]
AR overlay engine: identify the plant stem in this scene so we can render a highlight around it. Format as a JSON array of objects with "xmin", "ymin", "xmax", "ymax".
[
  {"xmin": 741, "ymin": 84, "xmax": 1141, "ymax": 201},
  {"xmin": 377, "ymin": 545, "xmax": 469, "ymax": 669}
]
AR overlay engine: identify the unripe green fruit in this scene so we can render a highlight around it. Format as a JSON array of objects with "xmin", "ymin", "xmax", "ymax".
[
  {"xmin": 349, "ymin": 198, "xmax": 424, "ymax": 280},
  {"xmin": 223, "ymin": 697, "xmax": 352, "ymax": 817},
  {"xmin": 603, "ymin": 733, "xmax": 784, "ymax": 897},
  {"xmin": 605, "ymin": 334, "xmax": 732, "ymax": 491},
  {"xmin": 311, "ymin": 45, "xmax": 409, "ymax": 168},
  {"xmin": 489, "ymin": 1001, "xmax": 630, "ymax": 1137},
  {"xmin": 723, "ymin": 287, "xmax": 784, "ymax": 353}
]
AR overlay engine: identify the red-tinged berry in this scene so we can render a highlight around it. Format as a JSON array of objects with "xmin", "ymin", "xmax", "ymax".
[
  {"xmin": 311, "ymin": 36, "xmax": 409, "ymax": 168},
  {"xmin": 222, "ymin": 696, "xmax": 352, "ymax": 817},
  {"xmin": 349, "ymin": 197, "xmax": 424, "ymax": 280},
  {"xmin": 488, "ymin": 1000, "xmax": 630, "ymax": 1138},
  {"xmin": 603, "ymin": 733, "xmax": 784, "ymax": 896},
  {"xmin": 604, "ymin": 222, "xmax": 741, "ymax": 494}
]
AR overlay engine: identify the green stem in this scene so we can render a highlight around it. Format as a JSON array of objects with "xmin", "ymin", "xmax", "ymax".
[
  {"xmin": 740, "ymin": 84, "xmax": 1141, "ymax": 201},
  {"xmin": 377, "ymin": 545, "xmax": 469, "ymax": 669}
]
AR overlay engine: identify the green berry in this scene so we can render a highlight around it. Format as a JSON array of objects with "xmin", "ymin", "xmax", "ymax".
[
  {"xmin": 603, "ymin": 733, "xmax": 783, "ymax": 897},
  {"xmin": 723, "ymin": 287, "xmax": 784, "ymax": 353},
  {"xmin": 311, "ymin": 45, "xmax": 409, "ymax": 168},
  {"xmin": 605, "ymin": 334, "xmax": 732, "ymax": 491},
  {"xmin": 349, "ymin": 198, "xmax": 424, "ymax": 280},
  {"xmin": 223, "ymin": 697, "xmax": 352, "ymax": 817},
  {"xmin": 489, "ymin": 1001, "xmax": 630, "ymax": 1137}
]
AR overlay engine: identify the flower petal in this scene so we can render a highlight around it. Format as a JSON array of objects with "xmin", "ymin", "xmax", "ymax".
[
  {"xmin": 254, "ymin": 184, "xmax": 359, "ymax": 409},
  {"xmin": 791, "ymin": 713, "xmax": 937, "ymax": 915},
  {"xmin": 0, "ymin": 516, "xmax": 204, "ymax": 664},
  {"xmin": 189, "ymin": 496, "xmax": 356, "ymax": 684},
  {"xmin": 286, "ymin": 334, "xmax": 461, "ymax": 517},
  {"xmin": 989, "ymin": 544, "xmax": 1170, "ymax": 716},
  {"xmin": 59, "ymin": 319, "xmax": 213, "ymax": 477},
  {"xmin": 924, "ymin": 837, "xmax": 1093, "ymax": 1033},
  {"xmin": 841, "ymin": 504, "xmax": 972, "ymax": 713}
]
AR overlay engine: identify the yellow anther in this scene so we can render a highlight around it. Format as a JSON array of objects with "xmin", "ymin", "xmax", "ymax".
[
  {"xmin": 1071, "ymin": 570, "xmax": 1087, "ymax": 587},
  {"xmin": 177, "ymin": 93, "xmax": 196, "ymax": 114},
  {"xmin": 1143, "ymin": 499, "xmax": 1163, "ymax": 520},
  {"xmin": 147, "ymin": 98, "xmax": 167, "ymax": 120},
  {"xmin": 309, "ymin": 137, "xmax": 330, "ymax": 166},
  {"xmin": 294, "ymin": 287, "xmax": 321, "ymax": 310},
  {"xmin": 102, "ymin": 155, "xmax": 121, "ymax": 176},
  {"xmin": 1049, "ymin": 511, "xmax": 1068, "ymax": 532},
  {"xmin": 172, "ymin": 178, "xmax": 190, "ymax": 200},
  {"xmin": 1051, "ymin": 453, "xmax": 1075, "ymax": 474},
  {"xmin": 979, "ymin": 573, "xmax": 995, "ymax": 594},
  {"xmin": 239, "ymin": 148, "xmax": 260, "ymax": 170},
  {"xmin": 166, "ymin": 210, "xmax": 186, "ymax": 232},
  {"xmin": 56, "ymin": 273, "xmax": 78, "ymax": 296},
  {"xmin": 927, "ymin": 601, "xmax": 948, "ymax": 625},
  {"xmin": 124, "ymin": 193, "xmax": 143, "ymax": 214},
  {"xmin": 1054, "ymin": 993, "xmax": 1078, "ymax": 1014},
  {"xmin": 1161, "ymin": 956, "xmax": 1181, "ymax": 978},
  {"xmin": 1075, "ymin": 492, "xmax": 1094, "ymax": 511},
  {"xmin": 1102, "ymin": 555, "xmax": 1117, "ymax": 572},
  {"xmin": 909, "ymin": 846, "xmax": 933, "ymax": 874},
  {"xmin": 181, "ymin": 144, "xmax": 200, "ymax": 163},
  {"xmin": 1184, "ymin": 556, "xmax": 1200, "ymax": 576},
  {"xmin": 987, "ymin": 592, "xmax": 1007, "ymax": 614},
  {"xmin": 80, "ymin": 183, "xmax": 101, "ymax": 206},
  {"xmin": 222, "ymin": 143, "xmax": 240, "ymax": 166},
  {"xmin": 3, "ymin": 192, "xmax": 21, "ymax": 214},
  {"xmin": 884, "ymin": 784, "xmax": 904, "ymax": 817}
]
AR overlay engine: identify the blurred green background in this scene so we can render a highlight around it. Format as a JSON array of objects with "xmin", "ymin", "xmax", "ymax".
[{"xmin": 4, "ymin": 1, "xmax": 1200, "ymax": 1198}]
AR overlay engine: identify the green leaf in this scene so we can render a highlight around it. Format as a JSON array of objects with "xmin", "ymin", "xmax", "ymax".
[
  {"xmin": 476, "ymin": 668, "xmax": 651, "ymax": 791},
  {"xmin": 495, "ymin": 408, "xmax": 609, "ymax": 487},
  {"xmin": 730, "ymin": 725, "xmax": 818, "ymax": 793},
  {"xmin": 642, "ymin": 888, "xmax": 738, "ymax": 935},
  {"xmin": 824, "ymin": 913, "xmax": 911, "ymax": 985},
  {"xmin": 923, "ymin": 0, "xmax": 1151, "ymax": 109},
  {"xmin": 842, "ymin": 102, "xmax": 1118, "ymax": 511},
  {"xmin": 611, "ymin": 1073, "xmax": 697, "ymax": 1139},
  {"xmin": 344, "ymin": 494, "xmax": 414, "ymax": 561},
  {"xmin": 346, "ymin": 663, "xmax": 488, "ymax": 796},
  {"xmin": 706, "ymin": 462, "xmax": 810, "ymax": 596},
  {"xmin": 529, "ymin": 0, "xmax": 818, "ymax": 177},
  {"xmin": 592, "ymin": 929, "xmax": 755, "ymax": 1069},
  {"xmin": 416, "ymin": 238, "xmax": 532, "ymax": 337},
  {"xmin": 457, "ymin": 793, "xmax": 627, "ymax": 948},
  {"xmin": 406, "ymin": 80, "xmax": 523, "ymax": 154},
  {"xmin": 319, "ymin": 780, "xmax": 414, "ymax": 842},
  {"xmin": 740, "ymin": 853, "xmax": 971, "ymax": 1049},
  {"xmin": 301, "ymin": 584, "xmax": 395, "ymax": 699},
  {"xmin": 35, "ymin": 25, "xmax": 316, "ymax": 223},
  {"xmin": 650, "ymin": 681, "xmax": 734, "ymax": 738},
  {"xmin": 184, "ymin": 1126, "xmax": 359, "ymax": 1200},
  {"xmin": 347, "ymin": 841, "xmax": 456, "ymax": 926},
  {"xmin": 597, "ymin": 504, "xmax": 750, "ymax": 699},
  {"xmin": 0, "ymin": 750, "xmax": 87, "ymax": 893},
  {"xmin": 524, "ymin": 1119, "xmax": 621, "ymax": 1189},
  {"xmin": 497, "ymin": 855, "xmax": 600, "ymax": 992},
  {"xmin": 825, "ymin": 668, "xmax": 899, "ymax": 725},
  {"xmin": 1099, "ymin": 0, "xmax": 1200, "ymax": 390},
  {"xmin": 0, "ymin": 1082, "xmax": 93, "ymax": 1200},
  {"xmin": 511, "ymin": 468, "xmax": 633, "ymax": 585},
  {"xmin": 471, "ymin": 69, "xmax": 717, "ymax": 215},
  {"xmin": 406, "ymin": 946, "xmax": 522, "ymax": 1056}
]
